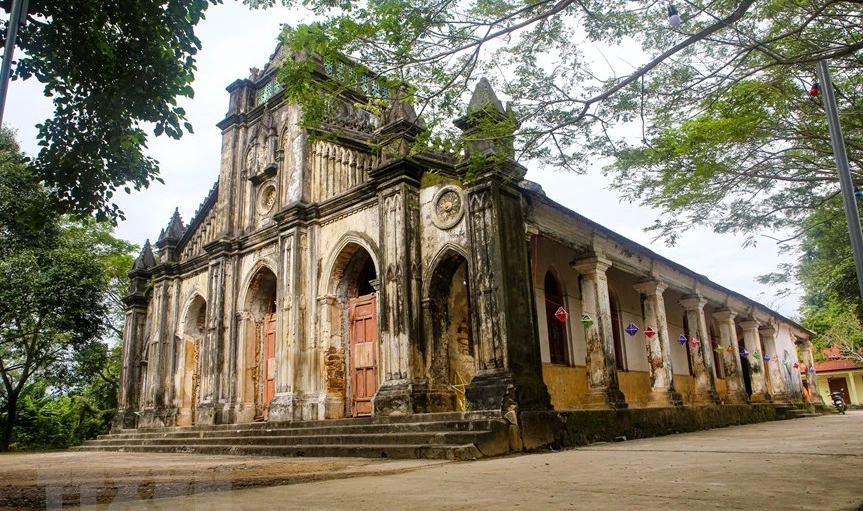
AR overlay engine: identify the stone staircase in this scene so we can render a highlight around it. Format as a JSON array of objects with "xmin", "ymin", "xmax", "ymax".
[
  {"xmin": 774, "ymin": 403, "xmax": 820, "ymax": 420},
  {"xmin": 76, "ymin": 410, "xmax": 512, "ymax": 461}
]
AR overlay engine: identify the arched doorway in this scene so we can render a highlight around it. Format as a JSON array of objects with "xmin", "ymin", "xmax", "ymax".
[
  {"xmin": 326, "ymin": 242, "xmax": 379, "ymax": 417},
  {"xmin": 544, "ymin": 271, "xmax": 568, "ymax": 365},
  {"xmin": 427, "ymin": 251, "xmax": 474, "ymax": 411},
  {"xmin": 609, "ymin": 290, "xmax": 626, "ymax": 371},
  {"xmin": 242, "ymin": 267, "xmax": 278, "ymax": 421},
  {"xmin": 177, "ymin": 296, "xmax": 206, "ymax": 426}
]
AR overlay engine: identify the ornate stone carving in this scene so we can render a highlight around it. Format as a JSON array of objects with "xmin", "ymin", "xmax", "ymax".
[
  {"xmin": 257, "ymin": 181, "xmax": 277, "ymax": 214},
  {"xmin": 431, "ymin": 185, "xmax": 465, "ymax": 230}
]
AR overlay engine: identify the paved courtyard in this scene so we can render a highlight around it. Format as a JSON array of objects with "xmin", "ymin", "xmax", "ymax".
[{"xmin": 1, "ymin": 412, "xmax": 861, "ymax": 510}]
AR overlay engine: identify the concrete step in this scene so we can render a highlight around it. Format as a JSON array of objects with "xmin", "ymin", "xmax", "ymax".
[
  {"xmin": 75, "ymin": 442, "xmax": 484, "ymax": 461},
  {"xmin": 79, "ymin": 411, "xmax": 512, "ymax": 460},
  {"xmin": 121, "ymin": 410, "xmax": 502, "ymax": 435},
  {"xmin": 97, "ymin": 419, "xmax": 503, "ymax": 441},
  {"xmin": 84, "ymin": 431, "xmax": 490, "ymax": 448}
]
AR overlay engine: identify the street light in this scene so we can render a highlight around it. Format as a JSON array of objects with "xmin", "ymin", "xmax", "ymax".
[
  {"xmin": 0, "ymin": 0, "xmax": 29, "ymax": 127},
  {"xmin": 816, "ymin": 60, "xmax": 863, "ymax": 306}
]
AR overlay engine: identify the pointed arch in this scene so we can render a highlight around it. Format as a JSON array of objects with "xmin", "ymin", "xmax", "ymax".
[
  {"xmin": 320, "ymin": 232, "xmax": 381, "ymax": 296},
  {"xmin": 423, "ymin": 243, "xmax": 471, "ymax": 299}
]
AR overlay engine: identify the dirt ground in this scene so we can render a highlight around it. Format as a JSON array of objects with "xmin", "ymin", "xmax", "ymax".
[
  {"xmin": 2, "ymin": 412, "xmax": 862, "ymax": 510},
  {"xmin": 0, "ymin": 452, "xmax": 444, "ymax": 510}
]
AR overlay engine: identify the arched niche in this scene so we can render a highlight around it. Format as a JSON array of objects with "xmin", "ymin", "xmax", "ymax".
[
  {"xmin": 425, "ymin": 249, "xmax": 474, "ymax": 411},
  {"xmin": 177, "ymin": 295, "xmax": 206, "ymax": 426},
  {"xmin": 240, "ymin": 267, "xmax": 278, "ymax": 421}
]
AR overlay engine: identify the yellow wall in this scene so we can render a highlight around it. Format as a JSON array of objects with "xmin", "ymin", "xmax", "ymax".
[
  {"xmin": 715, "ymin": 378, "xmax": 728, "ymax": 402},
  {"xmin": 542, "ymin": 366, "xmax": 727, "ymax": 408},
  {"xmin": 674, "ymin": 375, "xmax": 695, "ymax": 404},
  {"xmin": 817, "ymin": 370, "xmax": 863, "ymax": 405},
  {"xmin": 542, "ymin": 364, "xmax": 587, "ymax": 410},
  {"xmin": 617, "ymin": 371, "xmax": 651, "ymax": 407}
]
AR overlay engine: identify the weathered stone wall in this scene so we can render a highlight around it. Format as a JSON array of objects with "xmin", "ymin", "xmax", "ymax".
[{"xmin": 519, "ymin": 404, "xmax": 778, "ymax": 450}]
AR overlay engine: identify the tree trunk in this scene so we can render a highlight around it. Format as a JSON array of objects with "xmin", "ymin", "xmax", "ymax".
[{"xmin": 0, "ymin": 392, "xmax": 18, "ymax": 452}]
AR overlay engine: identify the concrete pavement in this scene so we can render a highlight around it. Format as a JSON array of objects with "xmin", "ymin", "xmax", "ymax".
[{"xmin": 3, "ymin": 412, "xmax": 862, "ymax": 510}]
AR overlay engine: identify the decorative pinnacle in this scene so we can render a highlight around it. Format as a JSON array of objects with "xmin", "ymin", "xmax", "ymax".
[
  {"xmin": 133, "ymin": 239, "xmax": 156, "ymax": 270},
  {"xmin": 467, "ymin": 77, "xmax": 505, "ymax": 114},
  {"xmin": 160, "ymin": 208, "xmax": 186, "ymax": 241}
]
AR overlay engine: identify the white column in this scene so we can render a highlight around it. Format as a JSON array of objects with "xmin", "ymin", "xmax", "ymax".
[
  {"xmin": 712, "ymin": 309, "xmax": 748, "ymax": 404},
  {"xmin": 634, "ymin": 280, "xmax": 682, "ymax": 407},
  {"xmin": 759, "ymin": 325, "xmax": 788, "ymax": 402},
  {"xmin": 679, "ymin": 295, "xmax": 720, "ymax": 404},
  {"xmin": 740, "ymin": 319, "xmax": 771, "ymax": 403}
]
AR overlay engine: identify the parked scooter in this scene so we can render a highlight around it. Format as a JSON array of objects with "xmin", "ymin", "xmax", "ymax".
[{"xmin": 830, "ymin": 391, "xmax": 848, "ymax": 414}]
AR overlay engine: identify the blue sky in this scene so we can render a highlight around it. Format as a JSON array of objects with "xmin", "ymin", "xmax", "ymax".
[{"xmin": 3, "ymin": 2, "xmax": 800, "ymax": 317}]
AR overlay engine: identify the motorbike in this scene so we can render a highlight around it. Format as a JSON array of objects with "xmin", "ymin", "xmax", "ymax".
[{"xmin": 830, "ymin": 391, "xmax": 848, "ymax": 414}]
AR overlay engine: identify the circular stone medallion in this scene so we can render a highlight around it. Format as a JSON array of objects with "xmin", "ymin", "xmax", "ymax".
[
  {"xmin": 258, "ymin": 182, "xmax": 277, "ymax": 214},
  {"xmin": 432, "ymin": 185, "xmax": 465, "ymax": 230}
]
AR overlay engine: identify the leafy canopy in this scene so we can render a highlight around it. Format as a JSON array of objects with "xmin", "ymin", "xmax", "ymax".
[
  {"xmin": 5, "ymin": 0, "xmax": 220, "ymax": 221},
  {"xmin": 0, "ymin": 129, "xmax": 130, "ymax": 451},
  {"xmin": 252, "ymin": 0, "xmax": 861, "ymax": 243}
]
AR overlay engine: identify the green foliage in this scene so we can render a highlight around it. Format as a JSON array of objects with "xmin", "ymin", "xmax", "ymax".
[
  {"xmin": 7, "ymin": 0, "xmax": 221, "ymax": 222},
  {"xmin": 255, "ymin": 0, "xmax": 861, "ymax": 245},
  {"xmin": 0, "ymin": 128, "xmax": 130, "ymax": 450},
  {"xmin": 787, "ymin": 201, "xmax": 863, "ymax": 364}
]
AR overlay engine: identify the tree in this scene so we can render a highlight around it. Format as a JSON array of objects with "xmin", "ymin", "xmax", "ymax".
[
  {"xmin": 259, "ymin": 0, "xmax": 861, "ymax": 243},
  {"xmin": 0, "ymin": 129, "xmax": 110, "ymax": 451},
  {"xmin": 778, "ymin": 202, "xmax": 863, "ymax": 364},
  {"xmin": 4, "ymin": 0, "xmax": 219, "ymax": 221}
]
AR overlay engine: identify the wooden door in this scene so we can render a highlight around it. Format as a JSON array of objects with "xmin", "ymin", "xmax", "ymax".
[
  {"xmin": 828, "ymin": 377, "xmax": 850, "ymax": 404},
  {"xmin": 263, "ymin": 312, "xmax": 276, "ymax": 413},
  {"xmin": 349, "ymin": 294, "xmax": 377, "ymax": 416}
]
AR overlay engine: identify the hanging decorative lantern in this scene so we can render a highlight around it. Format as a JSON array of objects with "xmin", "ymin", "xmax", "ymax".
[
  {"xmin": 554, "ymin": 306, "xmax": 569, "ymax": 323},
  {"xmin": 740, "ymin": 348, "xmax": 749, "ymax": 358},
  {"xmin": 855, "ymin": 186, "xmax": 862, "ymax": 198},
  {"xmin": 726, "ymin": 345, "xmax": 734, "ymax": 354},
  {"xmin": 763, "ymin": 354, "xmax": 772, "ymax": 362},
  {"xmin": 580, "ymin": 313, "xmax": 594, "ymax": 329},
  {"xmin": 782, "ymin": 359, "xmax": 789, "ymax": 366},
  {"xmin": 667, "ymin": 3, "xmax": 682, "ymax": 26},
  {"xmin": 714, "ymin": 345, "xmax": 724, "ymax": 354},
  {"xmin": 644, "ymin": 326, "xmax": 657, "ymax": 339},
  {"xmin": 809, "ymin": 82, "xmax": 820, "ymax": 97},
  {"xmin": 678, "ymin": 334, "xmax": 688, "ymax": 346},
  {"xmin": 809, "ymin": 366, "xmax": 816, "ymax": 373},
  {"xmin": 793, "ymin": 362, "xmax": 800, "ymax": 369},
  {"xmin": 688, "ymin": 337, "xmax": 700, "ymax": 347},
  {"xmin": 625, "ymin": 322, "xmax": 640, "ymax": 337},
  {"xmin": 752, "ymin": 351, "xmax": 761, "ymax": 360}
]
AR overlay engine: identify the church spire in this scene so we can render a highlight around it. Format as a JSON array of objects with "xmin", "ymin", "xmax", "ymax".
[
  {"xmin": 132, "ymin": 239, "xmax": 156, "ymax": 270},
  {"xmin": 156, "ymin": 208, "xmax": 186, "ymax": 263}
]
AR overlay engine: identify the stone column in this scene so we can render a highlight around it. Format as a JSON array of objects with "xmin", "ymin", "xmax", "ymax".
[
  {"xmin": 798, "ymin": 339, "xmax": 825, "ymax": 405},
  {"xmin": 759, "ymin": 325, "xmax": 788, "ymax": 402},
  {"xmin": 268, "ymin": 231, "xmax": 298, "ymax": 422},
  {"xmin": 372, "ymin": 182, "xmax": 423, "ymax": 415},
  {"xmin": 712, "ymin": 309, "xmax": 748, "ymax": 404},
  {"xmin": 633, "ymin": 280, "xmax": 682, "ymax": 407},
  {"xmin": 572, "ymin": 256, "xmax": 627, "ymax": 409},
  {"xmin": 740, "ymin": 319, "xmax": 771, "ymax": 403},
  {"xmin": 679, "ymin": 296, "xmax": 720, "ymax": 404},
  {"xmin": 454, "ymin": 78, "xmax": 551, "ymax": 413}
]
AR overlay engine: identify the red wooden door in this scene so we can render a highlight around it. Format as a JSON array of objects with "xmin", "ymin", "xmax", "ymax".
[
  {"xmin": 828, "ymin": 377, "xmax": 850, "ymax": 405},
  {"xmin": 263, "ymin": 312, "xmax": 276, "ymax": 412},
  {"xmin": 349, "ymin": 294, "xmax": 377, "ymax": 416}
]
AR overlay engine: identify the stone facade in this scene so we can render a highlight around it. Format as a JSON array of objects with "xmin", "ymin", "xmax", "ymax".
[{"xmin": 114, "ymin": 48, "xmax": 816, "ymax": 431}]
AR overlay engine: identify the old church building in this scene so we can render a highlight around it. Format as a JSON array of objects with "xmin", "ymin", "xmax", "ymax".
[{"xmin": 115, "ymin": 45, "xmax": 823, "ymax": 435}]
